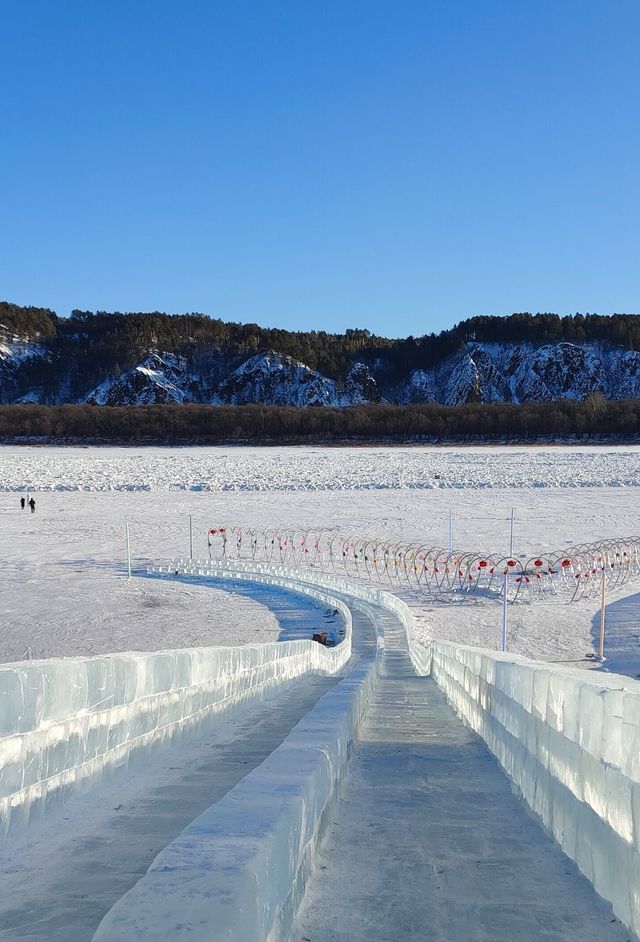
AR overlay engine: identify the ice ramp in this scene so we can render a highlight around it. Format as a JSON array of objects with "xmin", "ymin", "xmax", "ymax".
[
  {"xmin": 292, "ymin": 650, "xmax": 629, "ymax": 942},
  {"xmin": 0, "ymin": 575, "xmax": 354, "ymax": 838},
  {"xmin": 91, "ymin": 565, "xmax": 638, "ymax": 942}
]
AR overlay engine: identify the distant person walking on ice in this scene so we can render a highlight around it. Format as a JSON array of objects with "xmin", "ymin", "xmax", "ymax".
[
  {"xmin": 29, "ymin": 497, "xmax": 35, "ymax": 514},
  {"xmin": 20, "ymin": 496, "xmax": 25, "ymax": 510}
]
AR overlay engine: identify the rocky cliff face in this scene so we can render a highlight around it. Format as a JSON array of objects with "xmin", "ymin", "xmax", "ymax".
[
  {"xmin": 215, "ymin": 352, "xmax": 339, "ymax": 407},
  {"xmin": 213, "ymin": 354, "xmax": 383, "ymax": 407},
  {"xmin": 399, "ymin": 342, "xmax": 640, "ymax": 405},
  {"xmin": 344, "ymin": 362, "xmax": 381, "ymax": 404},
  {"xmin": 82, "ymin": 355, "xmax": 198, "ymax": 406},
  {"xmin": 0, "ymin": 327, "xmax": 47, "ymax": 403}
]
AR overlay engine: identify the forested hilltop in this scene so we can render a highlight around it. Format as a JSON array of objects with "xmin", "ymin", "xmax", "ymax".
[{"xmin": 3, "ymin": 301, "xmax": 640, "ymax": 411}]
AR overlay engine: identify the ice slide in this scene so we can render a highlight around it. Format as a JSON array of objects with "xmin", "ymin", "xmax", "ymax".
[
  {"xmin": 91, "ymin": 562, "xmax": 636, "ymax": 941},
  {"xmin": 291, "ymin": 607, "xmax": 629, "ymax": 941},
  {"xmin": 1, "ymin": 565, "xmax": 638, "ymax": 940},
  {"xmin": 0, "ymin": 582, "xmax": 372, "ymax": 941},
  {"xmin": 0, "ymin": 670, "xmax": 339, "ymax": 941}
]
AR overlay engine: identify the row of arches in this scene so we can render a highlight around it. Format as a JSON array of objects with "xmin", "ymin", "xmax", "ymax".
[{"xmin": 206, "ymin": 527, "xmax": 640, "ymax": 603}]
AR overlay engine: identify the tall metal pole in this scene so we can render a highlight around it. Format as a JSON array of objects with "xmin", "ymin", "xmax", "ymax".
[
  {"xmin": 509, "ymin": 509, "xmax": 515, "ymax": 557},
  {"xmin": 125, "ymin": 522, "xmax": 132, "ymax": 580},
  {"xmin": 501, "ymin": 573, "xmax": 508, "ymax": 651},
  {"xmin": 448, "ymin": 509, "xmax": 453, "ymax": 554},
  {"xmin": 598, "ymin": 566, "xmax": 606, "ymax": 659},
  {"xmin": 189, "ymin": 514, "xmax": 194, "ymax": 560}
]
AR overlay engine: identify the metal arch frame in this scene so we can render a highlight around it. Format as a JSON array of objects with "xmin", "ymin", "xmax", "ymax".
[
  {"xmin": 291, "ymin": 529, "xmax": 308, "ymax": 566},
  {"xmin": 202, "ymin": 526, "xmax": 640, "ymax": 604},
  {"xmin": 315, "ymin": 530, "xmax": 334, "ymax": 569}
]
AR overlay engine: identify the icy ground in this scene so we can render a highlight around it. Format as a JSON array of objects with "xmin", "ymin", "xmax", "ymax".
[{"xmin": 1, "ymin": 446, "xmax": 639, "ymax": 673}]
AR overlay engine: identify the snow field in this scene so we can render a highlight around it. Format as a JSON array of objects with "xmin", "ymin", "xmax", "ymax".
[
  {"xmin": 2, "ymin": 445, "xmax": 640, "ymax": 939},
  {"xmin": 0, "ymin": 576, "xmax": 352, "ymax": 836},
  {"xmin": 2, "ymin": 456, "xmax": 640, "ymax": 668}
]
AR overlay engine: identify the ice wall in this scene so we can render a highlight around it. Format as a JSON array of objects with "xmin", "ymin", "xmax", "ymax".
[
  {"xmin": 0, "ymin": 584, "xmax": 352, "ymax": 835},
  {"xmin": 92, "ymin": 653, "xmax": 379, "ymax": 941},
  {"xmin": 430, "ymin": 642, "xmax": 640, "ymax": 937}
]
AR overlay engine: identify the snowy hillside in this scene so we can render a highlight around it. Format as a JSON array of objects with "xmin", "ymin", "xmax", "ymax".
[
  {"xmin": 400, "ymin": 341, "xmax": 640, "ymax": 405},
  {"xmin": 216, "ymin": 352, "xmax": 340, "ymax": 407},
  {"xmin": 4, "ymin": 312, "xmax": 640, "ymax": 408},
  {"xmin": 0, "ymin": 325, "xmax": 46, "ymax": 401},
  {"xmin": 75, "ymin": 340, "xmax": 640, "ymax": 410},
  {"xmin": 215, "ymin": 353, "xmax": 381, "ymax": 407},
  {"xmin": 83, "ymin": 354, "xmax": 198, "ymax": 406},
  {"xmin": 5, "ymin": 302, "xmax": 640, "ymax": 409},
  {"xmin": 54, "ymin": 341, "xmax": 640, "ymax": 408}
]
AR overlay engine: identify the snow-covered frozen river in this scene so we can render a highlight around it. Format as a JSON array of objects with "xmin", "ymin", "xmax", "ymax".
[
  {"xmin": 2, "ymin": 443, "xmax": 640, "ymax": 491},
  {"xmin": 1, "ymin": 445, "xmax": 639, "ymax": 672}
]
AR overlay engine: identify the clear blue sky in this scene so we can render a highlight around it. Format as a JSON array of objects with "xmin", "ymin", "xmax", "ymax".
[{"xmin": 1, "ymin": 1, "xmax": 638, "ymax": 338}]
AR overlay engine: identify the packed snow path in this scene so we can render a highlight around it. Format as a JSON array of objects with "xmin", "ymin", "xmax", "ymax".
[
  {"xmin": 291, "ymin": 616, "xmax": 630, "ymax": 941},
  {"xmin": 0, "ymin": 607, "xmax": 379, "ymax": 942}
]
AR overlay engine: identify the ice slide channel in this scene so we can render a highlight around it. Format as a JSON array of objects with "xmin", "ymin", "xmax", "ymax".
[
  {"xmin": 93, "ymin": 561, "xmax": 637, "ymax": 942},
  {"xmin": 0, "ymin": 575, "xmax": 361, "ymax": 940}
]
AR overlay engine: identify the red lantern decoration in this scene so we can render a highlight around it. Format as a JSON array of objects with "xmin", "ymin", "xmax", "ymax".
[
  {"xmin": 507, "ymin": 559, "xmax": 516, "ymax": 568},
  {"xmin": 478, "ymin": 560, "xmax": 487, "ymax": 568},
  {"xmin": 561, "ymin": 559, "xmax": 571, "ymax": 568},
  {"xmin": 534, "ymin": 559, "xmax": 543, "ymax": 568}
]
